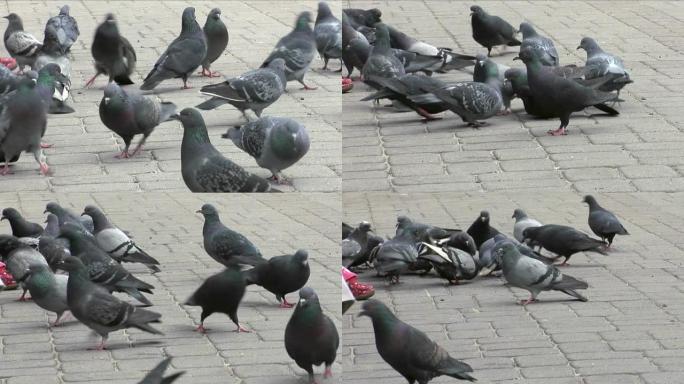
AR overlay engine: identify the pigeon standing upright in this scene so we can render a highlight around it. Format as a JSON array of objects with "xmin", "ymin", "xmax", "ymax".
[
  {"xmin": 314, "ymin": 1, "xmax": 342, "ymax": 71},
  {"xmin": 243, "ymin": 249, "xmax": 310, "ymax": 308},
  {"xmin": 86, "ymin": 13, "xmax": 136, "ymax": 87},
  {"xmin": 3, "ymin": 13, "xmax": 42, "ymax": 70},
  {"xmin": 200, "ymin": 8, "xmax": 228, "ymax": 77},
  {"xmin": 362, "ymin": 23, "xmax": 405, "ymax": 89},
  {"xmin": 184, "ymin": 267, "xmax": 249, "ymax": 333},
  {"xmin": 582, "ymin": 195, "xmax": 629, "ymax": 248},
  {"xmin": 577, "ymin": 37, "xmax": 632, "ymax": 97},
  {"xmin": 522, "ymin": 224, "xmax": 606, "ymax": 265},
  {"xmin": 519, "ymin": 22, "xmax": 558, "ymax": 66},
  {"xmin": 0, "ymin": 234, "xmax": 49, "ymax": 300},
  {"xmin": 1, "ymin": 208, "xmax": 44, "ymax": 238},
  {"xmin": 33, "ymin": 24, "xmax": 71, "ymax": 77},
  {"xmin": 467, "ymin": 210, "xmax": 501, "ymax": 248},
  {"xmin": 21, "ymin": 264, "xmax": 69, "ymax": 326},
  {"xmin": 341, "ymin": 14, "xmax": 369, "ymax": 78},
  {"xmin": 512, "ymin": 209, "xmax": 542, "ymax": 243},
  {"xmin": 470, "ymin": 6, "xmax": 520, "ymax": 56},
  {"xmin": 343, "ymin": 221, "xmax": 382, "ymax": 268},
  {"xmin": 138, "ymin": 358, "xmax": 185, "ymax": 384},
  {"xmin": 45, "ymin": 5, "xmax": 79, "ymax": 55}
]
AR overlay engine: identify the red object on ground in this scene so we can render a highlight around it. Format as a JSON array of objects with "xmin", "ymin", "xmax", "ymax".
[
  {"xmin": 0, "ymin": 57, "xmax": 17, "ymax": 70},
  {"xmin": 342, "ymin": 78, "xmax": 353, "ymax": 93},
  {"xmin": 343, "ymin": 267, "xmax": 374, "ymax": 300},
  {"xmin": 0, "ymin": 262, "xmax": 17, "ymax": 290}
]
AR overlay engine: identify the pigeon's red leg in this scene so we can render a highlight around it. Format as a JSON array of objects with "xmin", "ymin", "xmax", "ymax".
[
  {"xmin": 195, "ymin": 323, "xmax": 207, "ymax": 333},
  {"xmin": 519, "ymin": 296, "xmax": 536, "ymax": 305},
  {"xmin": 89, "ymin": 337, "xmax": 108, "ymax": 350},
  {"xmin": 279, "ymin": 298, "xmax": 294, "ymax": 308},
  {"xmin": 114, "ymin": 151, "xmax": 131, "ymax": 159},
  {"xmin": 84, "ymin": 73, "xmax": 100, "ymax": 88},
  {"xmin": 181, "ymin": 79, "xmax": 191, "ymax": 89},
  {"xmin": 416, "ymin": 107, "xmax": 440, "ymax": 121},
  {"xmin": 234, "ymin": 324, "xmax": 251, "ymax": 333},
  {"xmin": 324, "ymin": 366, "xmax": 333, "ymax": 378},
  {"xmin": 40, "ymin": 142, "xmax": 53, "ymax": 149},
  {"xmin": 0, "ymin": 163, "xmax": 12, "ymax": 175},
  {"xmin": 299, "ymin": 81, "xmax": 318, "ymax": 91},
  {"xmin": 51, "ymin": 312, "xmax": 65, "ymax": 327},
  {"xmin": 268, "ymin": 173, "xmax": 292, "ymax": 185},
  {"xmin": 547, "ymin": 126, "xmax": 567, "ymax": 136},
  {"xmin": 39, "ymin": 162, "xmax": 49, "ymax": 176},
  {"xmin": 209, "ymin": 71, "xmax": 221, "ymax": 77},
  {"xmin": 198, "ymin": 68, "xmax": 209, "ymax": 77},
  {"xmin": 18, "ymin": 289, "xmax": 31, "ymax": 301}
]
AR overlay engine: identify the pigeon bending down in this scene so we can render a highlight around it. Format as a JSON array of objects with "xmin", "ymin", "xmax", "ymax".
[
  {"xmin": 410, "ymin": 81, "xmax": 502, "ymax": 127},
  {"xmin": 140, "ymin": 7, "xmax": 207, "ymax": 90},
  {"xmin": 243, "ymin": 249, "xmax": 310, "ymax": 308},
  {"xmin": 45, "ymin": 5, "xmax": 79, "ymax": 55},
  {"xmin": 86, "ymin": 13, "xmax": 136, "ymax": 87},
  {"xmin": 1, "ymin": 208, "xmax": 44, "ymax": 238},
  {"xmin": 44, "ymin": 202, "xmax": 93, "ymax": 234},
  {"xmin": 285, "ymin": 287, "xmax": 339, "ymax": 384},
  {"xmin": 498, "ymin": 243, "xmax": 588, "ymax": 305},
  {"xmin": 200, "ymin": 8, "xmax": 228, "ymax": 77},
  {"xmin": 582, "ymin": 195, "xmax": 629, "ymax": 248},
  {"xmin": 3, "ymin": 13, "xmax": 42, "ymax": 70},
  {"xmin": 519, "ymin": 22, "xmax": 558, "ymax": 66},
  {"xmin": 470, "ymin": 6, "xmax": 520, "ymax": 56},
  {"xmin": 138, "ymin": 358, "xmax": 185, "ymax": 384},
  {"xmin": 100, "ymin": 83, "xmax": 177, "ymax": 158},
  {"xmin": 359, "ymin": 300, "xmax": 476, "ymax": 383},
  {"xmin": 512, "ymin": 209, "xmax": 542, "ymax": 243},
  {"xmin": 58, "ymin": 256, "xmax": 162, "ymax": 350},
  {"xmin": 343, "ymin": 8, "xmax": 382, "ymax": 29},
  {"xmin": 36, "ymin": 63, "xmax": 74, "ymax": 114},
  {"xmin": 261, "ymin": 12, "xmax": 317, "ymax": 90},
  {"xmin": 342, "ymin": 222, "xmax": 354, "ymax": 239},
  {"xmin": 370, "ymin": 230, "xmax": 422, "ymax": 284},
  {"xmin": 418, "ymin": 243, "xmax": 479, "ymax": 284},
  {"xmin": 361, "ymin": 74, "xmax": 449, "ymax": 120},
  {"xmin": 522, "ymin": 224, "xmax": 606, "ymax": 265},
  {"xmin": 362, "ymin": 23, "xmax": 405, "ymax": 89},
  {"xmin": 175, "ymin": 108, "xmax": 280, "ymax": 192},
  {"xmin": 477, "ymin": 234, "xmax": 552, "ymax": 276},
  {"xmin": 21, "ymin": 264, "xmax": 69, "ymax": 326},
  {"xmin": 314, "ymin": 1, "xmax": 343, "ymax": 71},
  {"xmin": 578, "ymin": 37, "xmax": 632, "ymax": 97},
  {"xmin": 395, "ymin": 216, "xmax": 460, "ymax": 244},
  {"xmin": 38, "ymin": 235, "xmax": 70, "ymax": 272},
  {"xmin": 222, "ymin": 116, "xmax": 310, "ymax": 184},
  {"xmin": 473, "ymin": 54, "xmax": 513, "ymax": 113},
  {"xmin": 83, "ymin": 205, "xmax": 160, "ymax": 273},
  {"xmin": 185, "ymin": 267, "xmax": 248, "ymax": 333},
  {"xmin": 0, "ymin": 234, "xmax": 49, "ymax": 300},
  {"xmin": 467, "ymin": 211, "xmax": 502, "ymax": 248}
]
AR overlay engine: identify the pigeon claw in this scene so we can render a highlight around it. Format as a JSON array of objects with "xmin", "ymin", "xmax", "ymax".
[
  {"xmin": 114, "ymin": 151, "xmax": 131, "ymax": 159},
  {"xmin": 40, "ymin": 142, "xmax": 53, "ymax": 149},
  {"xmin": 39, "ymin": 163, "xmax": 50, "ymax": 176},
  {"xmin": 279, "ymin": 299, "xmax": 294, "ymax": 308},
  {"xmin": 323, "ymin": 367, "xmax": 333, "ymax": 378},
  {"xmin": 547, "ymin": 127, "xmax": 567, "ymax": 136},
  {"xmin": 519, "ymin": 298, "xmax": 537, "ymax": 305},
  {"xmin": 195, "ymin": 324, "xmax": 207, "ymax": 334},
  {"xmin": 0, "ymin": 164, "xmax": 12, "ymax": 175},
  {"xmin": 300, "ymin": 84, "xmax": 318, "ymax": 91},
  {"xmin": 235, "ymin": 324, "xmax": 251, "ymax": 333}
]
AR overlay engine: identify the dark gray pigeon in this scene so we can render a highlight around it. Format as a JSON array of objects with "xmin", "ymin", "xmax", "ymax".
[
  {"xmin": 438, "ymin": 231, "xmax": 477, "ymax": 256},
  {"xmin": 243, "ymin": 249, "xmax": 310, "ymax": 308},
  {"xmin": 58, "ymin": 256, "xmax": 162, "ymax": 350},
  {"xmin": 1, "ymin": 208, "xmax": 43, "ymax": 238},
  {"xmin": 45, "ymin": 5, "xmax": 78, "ymax": 54},
  {"xmin": 512, "ymin": 209, "xmax": 542, "ymax": 243},
  {"xmin": 409, "ymin": 81, "xmax": 502, "ymax": 127},
  {"xmin": 176, "ymin": 108, "xmax": 280, "ymax": 193},
  {"xmin": 360, "ymin": 74, "xmax": 450, "ymax": 120},
  {"xmin": 470, "ymin": 6, "xmax": 520, "ymax": 56},
  {"xmin": 359, "ymin": 299, "xmax": 476, "ymax": 382},
  {"xmin": 138, "ymin": 358, "xmax": 185, "ymax": 384},
  {"xmin": 285, "ymin": 287, "xmax": 339, "ymax": 384},
  {"xmin": 371, "ymin": 229, "xmax": 423, "ymax": 284},
  {"xmin": 342, "ymin": 8, "xmax": 381, "ymax": 29},
  {"xmin": 200, "ymin": 8, "xmax": 228, "ymax": 77},
  {"xmin": 261, "ymin": 12, "xmax": 317, "ymax": 90},
  {"xmin": 342, "ymin": 222, "xmax": 354, "ymax": 239},
  {"xmin": 141, "ymin": 7, "xmax": 207, "ymax": 90},
  {"xmin": 86, "ymin": 13, "xmax": 136, "ymax": 87},
  {"xmin": 498, "ymin": 243, "xmax": 588, "ymax": 305},
  {"xmin": 418, "ymin": 243, "xmax": 479, "ymax": 284},
  {"xmin": 341, "ymin": 14, "xmax": 369, "ymax": 78},
  {"xmin": 522, "ymin": 224, "xmax": 606, "ymax": 265},
  {"xmin": 195, "ymin": 59, "xmax": 286, "ymax": 116},
  {"xmin": 362, "ymin": 23, "xmax": 405, "ymax": 88},
  {"xmin": 222, "ymin": 116, "xmax": 310, "ymax": 184},
  {"xmin": 343, "ymin": 221, "xmax": 383, "ymax": 268},
  {"xmin": 100, "ymin": 82, "xmax": 177, "ymax": 158},
  {"xmin": 38, "ymin": 235, "xmax": 70, "ymax": 272},
  {"xmin": 185, "ymin": 267, "xmax": 249, "ymax": 333},
  {"xmin": 519, "ymin": 22, "xmax": 558, "ymax": 66},
  {"xmin": 44, "ymin": 202, "xmax": 93, "ymax": 233},
  {"xmin": 34, "ymin": 24, "xmax": 71, "ymax": 78},
  {"xmin": 35, "ymin": 63, "xmax": 73, "ymax": 115},
  {"xmin": 21, "ymin": 263, "xmax": 69, "ymax": 326},
  {"xmin": 3, "ymin": 13, "xmax": 41, "ymax": 69},
  {"xmin": 44, "ymin": 213, "xmax": 60, "ymax": 237},
  {"xmin": 582, "ymin": 195, "xmax": 629, "ymax": 248},
  {"xmin": 578, "ymin": 37, "xmax": 632, "ymax": 97},
  {"xmin": 0, "ymin": 234, "xmax": 49, "ymax": 300},
  {"xmin": 467, "ymin": 211, "xmax": 501, "ymax": 248},
  {"xmin": 314, "ymin": 1, "xmax": 342, "ymax": 71}
]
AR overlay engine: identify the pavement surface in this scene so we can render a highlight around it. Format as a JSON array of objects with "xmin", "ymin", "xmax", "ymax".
[
  {"xmin": 1, "ymin": 1, "xmax": 341, "ymax": 193},
  {"xmin": 0, "ymin": 192, "xmax": 341, "ymax": 384}
]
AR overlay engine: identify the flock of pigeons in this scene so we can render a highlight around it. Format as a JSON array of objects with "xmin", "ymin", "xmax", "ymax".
[
  {"xmin": 343, "ymin": 194, "xmax": 630, "ymax": 382},
  {"xmin": 0, "ymin": 203, "xmax": 338, "ymax": 383},
  {"xmin": 343, "ymin": 5, "xmax": 633, "ymax": 136}
]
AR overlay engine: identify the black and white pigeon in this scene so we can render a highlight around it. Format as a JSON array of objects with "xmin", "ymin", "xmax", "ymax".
[
  {"xmin": 138, "ymin": 358, "xmax": 185, "ymax": 384},
  {"xmin": 175, "ymin": 108, "xmax": 280, "ymax": 193},
  {"xmin": 362, "ymin": 23, "xmax": 405, "ymax": 89},
  {"xmin": 582, "ymin": 195, "xmax": 629, "ymax": 248},
  {"xmin": 141, "ymin": 7, "xmax": 207, "ymax": 90},
  {"xmin": 519, "ymin": 22, "xmax": 558, "ymax": 66},
  {"xmin": 83, "ymin": 205, "xmax": 160, "ymax": 273},
  {"xmin": 342, "ymin": 8, "xmax": 382, "ymax": 29},
  {"xmin": 512, "ymin": 209, "xmax": 542, "ymax": 243},
  {"xmin": 410, "ymin": 81, "xmax": 502, "ymax": 127},
  {"xmin": 45, "ymin": 5, "xmax": 78, "ymax": 55},
  {"xmin": 418, "ymin": 242, "xmax": 479, "ymax": 284},
  {"xmin": 35, "ymin": 63, "xmax": 73, "ymax": 114},
  {"xmin": 359, "ymin": 299, "xmax": 476, "ymax": 383},
  {"xmin": 360, "ymin": 74, "xmax": 450, "ymax": 120},
  {"xmin": 1, "ymin": 208, "xmax": 43, "ymax": 238},
  {"xmin": 498, "ymin": 242, "xmax": 588, "ymax": 305},
  {"xmin": 100, "ymin": 82, "xmax": 177, "ymax": 158},
  {"xmin": 3, "ymin": 13, "xmax": 41, "ymax": 70},
  {"xmin": 197, "ymin": 204, "xmax": 267, "ymax": 268},
  {"xmin": 21, "ymin": 263, "xmax": 69, "ymax": 326},
  {"xmin": 578, "ymin": 37, "xmax": 632, "ymax": 97},
  {"xmin": 467, "ymin": 210, "xmax": 501, "ymax": 248},
  {"xmin": 522, "ymin": 224, "xmax": 607, "ymax": 265},
  {"xmin": 243, "ymin": 249, "xmax": 310, "ymax": 308},
  {"xmin": 185, "ymin": 267, "xmax": 249, "ymax": 333},
  {"xmin": 34, "ymin": 24, "xmax": 71, "ymax": 77},
  {"xmin": 370, "ymin": 229, "xmax": 422, "ymax": 284},
  {"xmin": 200, "ymin": 8, "xmax": 228, "ymax": 78},
  {"xmin": 58, "ymin": 256, "xmax": 162, "ymax": 350},
  {"xmin": 341, "ymin": 14, "xmax": 369, "ymax": 78},
  {"xmin": 261, "ymin": 12, "xmax": 317, "ymax": 90},
  {"xmin": 285, "ymin": 287, "xmax": 339, "ymax": 384},
  {"xmin": 222, "ymin": 116, "xmax": 310, "ymax": 184},
  {"xmin": 314, "ymin": 1, "xmax": 342, "ymax": 71},
  {"xmin": 44, "ymin": 202, "xmax": 93, "ymax": 233},
  {"xmin": 470, "ymin": 5, "xmax": 520, "ymax": 56},
  {"xmin": 195, "ymin": 59, "xmax": 286, "ymax": 116},
  {"xmin": 0, "ymin": 234, "xmax": 49, "ymax": 300},
  {"xmin": 86, "ymin": 13, "xmax": 136, "ymax": 87}
]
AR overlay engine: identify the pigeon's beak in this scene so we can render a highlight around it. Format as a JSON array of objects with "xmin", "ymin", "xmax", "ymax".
[
  {"xmin": 195, "ymin": 209, "xmax": 202, "ymax": 214},
  {"xmin": 576, "ymin": 45, "xmax": 581, "ymax": 50},
  {"xmin": 44, "ymin": 219, "xmax": 48, "ymax": 223},
  {"xmin": 0, "ymin": 216, "xmax": 5, "ymax": 221},
  {"xmin": 357, "ymin": 310, "xmax": 368, "ymax": 318},
  {"xmin": 43, "ymin": 209, "xmax": 48, "ymax": 214},
  {"xmin": 169, "ymin": 114, "xmax": 180, "ymax": 121},
  {"xmin": 80, "ymin": 212, "xmax": 86, "ymax": 216},
  {"xmin": 103, "ymin": 97, "xmax": 110, "ymax": 105},
  {"xmin": 298, "ymin": 298, "xmax": 307, "ymax": 306},
  {"xmin": 2, "ymin": 16, "xmax": 8, "ymax": 20},
  {"xmin": 513, "ymin": 56, "xmax": 520, "ymax": 61},
  {"xmin": 478, "ymin": 265, "xmax": 496, "ymax": 277},
  {"xmin": 511, "ymin": 213, "xmax": 515, "ymax": 218},
  {"xmin": 480, "ymin": 217, "xmax": 486, "ymax": 222}
]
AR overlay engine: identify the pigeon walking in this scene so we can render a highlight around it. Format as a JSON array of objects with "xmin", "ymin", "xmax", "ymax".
[
  {"xmin": 243, "ymin": 249, "xmax": 310, "ymax": 308},
  {"xmin": 185, "ymin": 267, "xmax": 249, "ymax": 333},
  {"xmin": 512, "ymin": 209, "xmax": 542, "ymax": 243},
  {"xmin": 578, "ymin": 37, "xmax": 632, "ymax": 97},
  {"xmin": 314, "ymin": 1, "xmax": 342, "ymax": 71},
  {"xmin": 1, "ymin": 208, "xmax": 44, "ymax": 238},
  {"xmin": 138, "ymin": 358, "xmax": 185, "ymax": 384},
  {"xmin": 45, "ymin": 5, "xmax": 79, "ymax": 55},
  {"xmin": 470, "ymin": 6, "xmax": 520, "ymax": 56},
  {"xmin": 86, "ymin": 13, "xmax": 136, "ymax": 87},
  {"xmin": 519, "ymin": 22, "xmax": 558, "ymax": 66},
  {"xmin": 21, "ymin": 264, "xmax": 69, "ymax": 326},
  {"xmin": 582, "ymin": 195, "xmax": 629, "ymax": 248},
  {"xmin": 467, "ymin": 211, "xmax": 501, "ymax": 248},
  {"xmin": 0, "ymin": 234, "xmax": 49, "ymax": 300},
  {"xmin": 3, "ymin": 13, "xmax": 41, "ymax": 70},
  {"xmin": 522, "ymin": 224, "xmax": 606, "ymax": 265},
  {"xmin": 200, "ymin": 8, "xmax": 228, "ymax": 77}
]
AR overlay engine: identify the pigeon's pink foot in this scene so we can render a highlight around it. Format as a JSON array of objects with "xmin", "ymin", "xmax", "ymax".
[
  {"xmin": 547, "ymin": 127, "xmax": 567, "ymax": 136},
  {"xmin": 40, "ymin": 142, "xmax": 53, "ymax": 149},
  {"xmin": 518, "ymin": 298, "xmax": 536, "ymax": 305},
  {"xmin": 114, "ymin": 151, "xmax": 131, "ymax": 159},
  {"xmin": 195, "ymin": 324, "xmax": 207, "ymax": 334},
  {"xmin": 279, "ymin": 300, "xmax": 294, "ymax": 308},
  {"xmin": 209, "ymin": 71, "xmax": 221, "ymax": 77},
  {"xmin": 88, "ymin": 342, "xmax": 107, "ymax": 351},
  {"xmin": 268, "ymin": 174, "xmax": 291, "ymax": 185},
  {"xmin": 324, "ymin": 367, "xmax": 333, "ymax": 378},
  {"xmin": 497, "ymin": 109, "xmax": 511, "ymax": 116},
  {"xmin": 84, "ymin": 74, "xmax": 99, "ymax": 88},
  {"xmin": 234, "ymin": 324, "xmax": 251, "ymax": 333},
  {"xmin": 18, "ymin": 291, "xmax": 31, "ymax": 301},
  {"xmin": 300, "ymin": 84, "xmax": 318, "ymax": 91},
  {"xmin": 198, "ymin": 68, "xmax": 210, "ymax": 77},
  {"xmin": 39, "ymin": 163, "xmax": 49, "ymax": 176},
  {"xmin": 0, "ymin": 165, "xmax": 12, "ymax": 175},
  {"xmin": 417, "ymin": 107, "xmax": 440, "ymax": 121},
  {"xmin": 130, "ymin": 145, "xmax": 144, "ymax": 157},
  {"xmin": 181, "ymin": 80, "xmax": 192, "ymax": 90}
]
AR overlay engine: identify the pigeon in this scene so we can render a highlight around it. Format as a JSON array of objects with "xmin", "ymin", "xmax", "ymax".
[
  {"xmin": 35, "ymin": 63, "xmax": 73, "ymax": 114},
  {"xmin": 138, "ymin": 358, "xmax": 185, "ymax": 384},
  {"xmin": 522, "ymin": 224, "xmax": 607, "ymax": 265},
  {"xmin": 100, "ymin": 83, "xmax": 176, "ymax": 158},
  {"xmin": 359, "ymin": 299, "xmax": 476, "ymax": 382},
  {"xmin": 83, "ymin": 205, "xmax": 160, "ymax": 273},
  {"xmin": 0, "ymin": 63, "xmax": 22, "ymax": 94},
  {"xmin": 342, "ymin": 222, "xmax": 354, "ymax": 239},
  {"xmin": 243, "ymin": 249, "xmax": 310, "ymax": 308},
  {"xmin": 222, "ymin": 116, "xmax": 310, "ymax": 184},
  {"xmin": 370, "ymin": 230, "xmax": 421, "ymax": 284},
  {"xmin": 314, "ymin": 1, "xmax": 342, "ymax": 71},
  {"xmin": 342, "ymin": 221, "xmax": 382, "ymax": 268},
  {"xmin": 285, "ymin": 287, "xmax": 339, "ymax": 384},
  {"xmin": 473, "ymin": 54, "xmax": 513, "ymax": 113},
  {"xmin": 197, "ymin": 204, "xmax": 266, "ymax": 268},
  {"xmin": 470, "ymin": 6, "xmax": 520, "ymax": 56},
  {"xmin": 0, "ymin": 78, "xmax": 49, "ymax": 175},
  {"xmin": 360, "ymin": 74, "xmax": 450, "ymax": 120},
  {"xmin": 418, "ymin": 243, "xmax": 479, "ymax": 284},
  {"xmin": 395, "ymin": 216, "xmax": 460, "ymax": 244},
  {"xmin": 362, "ymin": 23, "xmax": 405, "ymax": 89},
  {"xmin": 477, "ymin": 234, "xmax": 552, "ymax": 276},
  {"xmin": 519, "ymin": 22, "xmax": 558, "ymax": 66},
  {"xmin": 0, "ymin": 234, "xmax": 49, "ymax": 300},
  {"xmin": 261, "ymin": 12, "xmax": 317, "ymax": 90},
  {"xmin": 33, "ymin": 24, "xmax": 71, "ymax": 77},
  {"xmin": 20, "ymin": 263, "xmax": 69, "ymax": 326},
  {"xmin": 582, "ymin": 195, "xmax": 629, "ymax": 248},
  {"xmin": 498, "ymin": 242, "xmax": 588, "ymax": 305},
  {"xmin": 341, "ymin": 14, "xmax": 369, "ymax": 78},
  {"xmin": 38, "ymin": 235, "xmax": 70, "ymax": 272},
  {"xmin": 175, "ymin": 108, "xmax": 280, "ymax": 193},
  {"xmin": 140, "ymin": 7, "xmax": 207, "ymax": 90},
  {"xmin": 200, "ymin": 8, "xmax": 228, "ymax": 77},
  {"xmin": 58, "ymin": 256, "xmax": 162, "ymax": 350},
  {"xmin": 342, "ymin": 8, "xmax": 382, "ymax": 29},
  {"xmin": 413, "ymin": 81, "xmax": 502, "ymax": 127},
  {"xmin": 44, "ymin": 202, "xmax": 93, "ymax": 233},
  {"xmin": 3, "ymin": 13, "xmax": 42, "ymax": 70},
  {"xmin": 1, "ymin": 208, "xmax": 43, "ymax": 238},
  {"xmin": 438, "ymin": 232, "xmax": 477, "ymax": 256},
  {"xmin": 578, "ymin": 37, "xmax": 632, "ymax": 97},
  {"xmin": 195, "ymin": 59, "xmax": 286, "ymax": 116},
  {"xmin": 512, "ymin": 209, "xmax": 542, "ymax": 243},
  {"xmin": 45, "ymin": 5, "xmax": 78, "ymax": 55},
  {"xmin": 185, "ymin": 267, "xmax": 249, "ymax": 333},
  {"xmin": 467, "ymin": 211, "xmax": 501, "ymax": 248},
  {"xmin": 86, "ymin": 13, "xmax": 136, "ymax": 87}
]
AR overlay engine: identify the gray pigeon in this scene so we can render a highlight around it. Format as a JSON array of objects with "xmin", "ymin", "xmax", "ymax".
[
  {"xmin": 185, "ymin": 267, "xmax": 248, "ymax": 333},
  {"xmin": 44, "ymin": 202, "xmax": 93, "ymax": 233},
  {"xmin": 35, "ymin": 63, "xmax": 73, "ymax": 114},
  {"xmin": 243, "ymin": 249, "xmax": 310, "ymax": 308},
  {"xmin": 519, "ymin": 22, "xmax": 558, "ymax": 66},
  {"xmin": 141, "ymin": 7, "xmax": 207, "ymax": 90},
  {"xmin": 38, "ymin": 235, "xmax": 70, "ymax": 272},
  {"xmin": 1, "ymin": 208, "xmax": 43, "ymax": 238},
  {"xmin": 473, "ymin": 54, "xmax": 512, "ymax": 114},
  {"xmin": 498, "ymin": 242, "xmax": 588, "ymax": 305},
  {"xmin": 86, "ymin": 13, "xmax": 136, "ymax": 87},
  {"xmin": 359, "ymin": 299, "xmax": 476, "ymax": 382},
  {"xmin": 371, "ymin": 230, "xmax": 421, "ymax": 284},
  {"xmin": 58, "ymin": 256, "xmax": 162, "ymax": 350},
  {"xmin": 362, "ymin": 23, "xmax": 405, "ymax": 89},
  {"xmin": 342, "ymin": 8, "xmax": 381, "ymax": 29},
  {"xmin": 3, "ymin": 13, "xmax": 41, "ymax": 69},
  {"xmin": 395, "ymin": 216, "xmax": 460, "ymax": 244},
  {"xmin": 512, "ymin": 209, "xmax": 542, "ymax": 243},
  {"xmin": 195, "ymin": 59, "xmax": 286, "ymax": 116},
  {"xmin": 522, "ymin": 224, "xmax": 606, "ymax": 265},
  {"xmin": 44, "ymin": 213, "xmax": 60, "ymax": 237},
  {"xmin": 33, "ymin": 24, "xmax": 71, "ymax": 78},
  {"xmin": 412, "ymin": 81, "xmax": 502, "ymax": 127},
  {"xmin": 470, "ymin": 6, "xmax": 520, "ymax": 56},
  {"xmin": 222, "ymin": 116, "xmax": 310, "ymax": 184},
  {"xmin": 138, "ymin": 358, "xmax": 185, "ymax": 384},
  {"xmin": 100, "ymin": 83, "xmax": 177, "ymax": 158},
  {"xmin": 175, "ymin": 108, "xmax": 280, "ymax": 193},
  {"xmin": 261, "ymin": 12, "xmax": 317, "ymax": 90},
  {"xmin": 21, "ymin": 263, "xmax": 69, "ymax": 326},
  {"xmin": 0, "ymin": 234, "xmax": 49, "ymax": 300},
  {"xmin": 314, "ymin": 1, "xmax": 342, "ymax": 71},
  {"xmin": 45, "ymin": 5, "xmax": 78, "ymax": 54},
  {"xmin": 578, "ymin": 37, "xmax": 632, "ymax": 97},
  {"xmin": 285, "ymin": 287, "xmax": 339, "ymax": 384},
  {"xmin": 341, "ymin": 14, "xmax": 369, "ymax": 78},
  {"xmin": 200, "ymin": 8, "xmax": 228, "ymax": 77},
  {"xmin": 478, "ymin": 234, "xmax": 552, "ymax": 276},
  {"xmin": 582, "ymin": 195, "xmax": 629, "ymax": 248},
  {"xmin": 343, "ymin": 221, "xmax": 383, "ymax": 268},
  {"xmin": 360, "ymin": 74, "xmax": 450, "ymax": 120}
]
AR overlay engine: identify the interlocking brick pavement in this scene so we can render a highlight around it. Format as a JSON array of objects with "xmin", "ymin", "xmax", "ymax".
[
  {"xmin": 0, "ymin": 192, "xmax": 341, "ymax": 383},
  {"xmin": 1, "ymin": 1, "xmax": 341, "ymax": 192}
]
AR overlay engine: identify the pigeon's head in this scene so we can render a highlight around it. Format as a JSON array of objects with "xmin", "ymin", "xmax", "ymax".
[
  {"xmin": 102, "ymin": 82, "xmax": 125, "ymax": 106},
  {"xmin": 196, "ymin": 203, "xmax": 219, "ymax": 218},
  {"xmin": 293, "ymin": 249, "xmax": 309, "ymax": 266},
  {"xmin": 475, "ymin": 53, "xmax": 487, "ymax": 66},
  {"xmin": 59, "ymin": 5, "xmax": 70, "ymax": 15},
  {"xmin": 358, "ymin": 221, "xmax": 372, "ymax": 232},
  {"xmin": 479, "ymin": 210, "xmax": 490, "ymax": 223},
  {"xmin": 271, "ymin": 118, "xmax": 309, "ymax": 157},
  {"xmin": 16, "ymin": 77, "xmax": 36, "ymax": 90},
  {"xmin": 518, "ymin": 22, "xmax": 536, "ymax": 39},
  {"xmin": 23, "ymin": 263, "xmax": 49, "ymax": 281},
  {"xmin": 470, "ymin": 5, "xmax": 485, "ymax": 16},
  {"xmin": 182, "ymin": 7, "xmax": 197, "ymax": 22},
  {"xmin": 317, "ymin": 2, "xmax": 332, "ymax": 17},
  {"xmin": 295, "ymin": 11, "xmax": 313, "ymax": 30},
  {"xmin": 56, "ymin": 256, "xmax": 86, "ymax": 273},
  {"xmin": 504, "ymin": 68, "xmax": 524, "ymax": 81},
  {"xmin": 515, "ymin": 47, "xmax": 537, "ymax": 64},
  {"xmin": 365, "ymin": 8, "xmax": 382, "ymax": 25},
  {"xmin": 297, "ymin": 286, "xmax": 319, "ymax": 308},
  {"xmin": 512, "ymin": 208, "xmax": 527, "ymax": 220},
  {"xmin": 82, "ymin": 205, "xmax": 103, "ymax": 219},
  {"xmin": 0, "ymin": 234, "xmax": 23, "ymax": 258},
  {"xmin": 451, "ymin": 232, "xmax": 477, "ymax": 256},
  {"xmin": 396, "ymin": 215, "xmax": 412, "ymax": 227},
  {"xmin": 104, "ymin": 13, "xmax": 116, "ymax": 23},
  {"xmin": 44, "ymin": 202, "xmax": 63, "ymax": 215},
  {"xmin": 1, "ymin": 207, "xmax": 21, "ymax": 222},
  {"xmin": 577, "ymin": 37, "xmax": 599, "ymax": 53},
  {"xmin": 45, "ymin": 213, "xmax": 58, "ymax": 225},
  {"xmin": 38, "ymin": 63, "xmax": 68, "ymax": 85},
  {"xmin": 521, "ymin": 226, "xmax": 540, "ymax": 242},
  {"xmin": 57, "ymin": 222, "xmax": 89, "ymax": 244},
  {"xmin": 3, "ymin": 13, "xmax": 21, "ymax": 25},
  {"xmin": 358, "ymin": 299, "xmax": 392, "ymax": 319},
  {"xmin": 582, "ymin": 195, "xmax": 598, "ymax": 207},
  {"xmin": 494, "ymin": 242, "xmax": 517, "ymax": 260},
  {"xmin": 208, "ymin": 8, "xmax": 221, "ymax": 20},
  {"xmin": 372, "ymin": 23, "xmax": 390, "ymax": 45}
]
